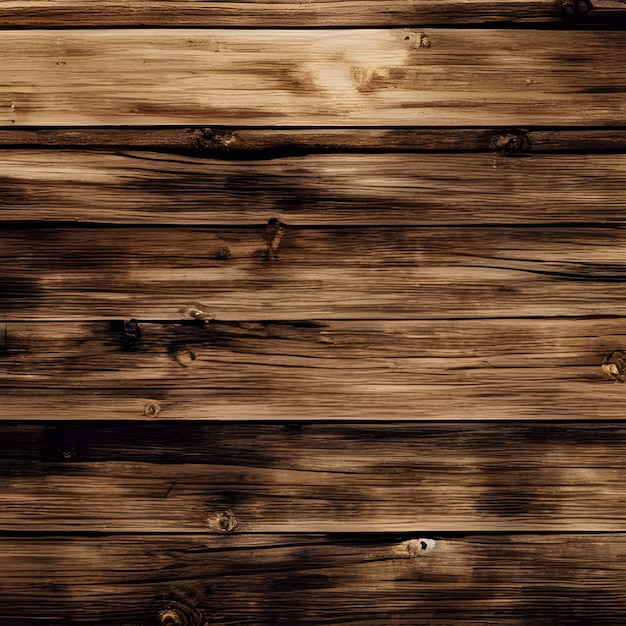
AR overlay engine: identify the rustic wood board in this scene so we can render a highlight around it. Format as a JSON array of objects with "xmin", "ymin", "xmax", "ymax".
[
  {"xmin": 3, "ymin": 421, "xmax": 626, "ymax": 531},
  {"xmin": 2, "ymin": 151, "xmax": 625, "ymax": 226},
  {"xmin": 0, "ymin": 0, "xmax": 567, "ymax": 27},
  {"xmin": 0, "ymin": 318, "xmax": 624, "ymax": 421},
  {"xmin": 2, "ymin": 128, "xmax": 626, "ymax": 152},
  {"xmin": 4, "ymin": 226, "xmax": 626, "ymax": 320},
  {"xmin": 1, "ymin": 533, "xmax": 625, "ymax": 624},
  {"xmin": 2, "ymin": 318, "xmax": 621, "ymax": 387},
  {"xmin": 2, "ymin": 29, "xmax": 625, "ymax": 127}
]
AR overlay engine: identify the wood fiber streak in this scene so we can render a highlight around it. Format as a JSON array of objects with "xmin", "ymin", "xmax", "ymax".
[
  {"xmin": 1, "ymin": 30, "xmax": 625, "ymax": 127},
  {"xmin": 1, "ymin": 151, "xmax": 625, "ymax": 225},
  {"xmin": 1, "ymin": 318, "xmax": 625, "ymax": 420},
  {"xmin": 4, "ymin": 422, "xmax": 626, "ymax": 531},
  {"xmin": 2, "ymin": 128, "xmax": 626, "ymax": 152},
  {"xmin": 4, "ymin": 226, "xmax": 626, "ymax": 320},
  {"xmin": 0, "ymin": 0, "xmax": 565, "ymax": 27},
  {"xmin": 1, "ymin": 533, "xmax": 625, "ymax": 625}
]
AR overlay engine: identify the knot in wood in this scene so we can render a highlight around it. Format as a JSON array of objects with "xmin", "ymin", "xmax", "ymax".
[
  {"xmin": 122, "ymin": 319, "xmax": 141, "ymax": 351},
  {"xmin": 264, "ymin": 218, "xmax": 286, "ymax": 261},
  {"xmin": 404, "ymin": 538, "xmax": 436, "ymax": 557},
  {"xmin": 192, "ymin": 128, "xmax": 238, "ymax": 151},
  {"xmin": 183, "ymin": 306, "xmax": 213, "ymax": 325},
  {"xmin": 404, "ymin": 32, "xmax": 431, "ymax": 48},
  {"xmin": 158, "ymin": 602, "xmax": 199, "ymax": 626},
  {"xmin": 562, "ymin": 0, "xmax": 593, "ymax": 15},
  {"xmin": 602, "ymin": 351, "xmax": 626, "ymax": 382},
  {"xmin": 143, "ymin": 400, "xmax": 162, "ymax": 418},
  {"xmin": 489, "ymin": 130, "xmax": 531, "ymax": 155},
  {"xmin": 207, "ymin": 510, "xmax": 238, "ymax": 533},
  {"xmin": 175, "ymin": 347, "xmax": 197, "ymax": 368}
]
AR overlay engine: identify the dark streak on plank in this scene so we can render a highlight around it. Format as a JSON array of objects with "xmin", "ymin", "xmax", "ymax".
[
  {"xmin": 1, "ymin": 533, "xmax": 626, "ymax": 624},
  {"xmin": 2, "ymin": 422, "xmax": 626, "ymax": 531}
]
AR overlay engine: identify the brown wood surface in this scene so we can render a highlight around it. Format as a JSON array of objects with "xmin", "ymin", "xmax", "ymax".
[
  {"xmin": 1, "ymin": 151, "xmax": 625, "ymax": 225},
  {"xmin": 2, "ymin": 128, "xmax": 626, "ymax": 152},
  {"xmin": 1, "ymin": 532, "xmax": 625, "ymax": 625},
  {"xmin": 2, "ymin": 422, "xmax": 626, "ymax": 531},
  {"xmin": 4, "ymin": 225, "xmax": 626, "ymax": 321},
  {"xmin": 2, "ymin": 29, "xmax": 625, "ymax": 127},
  {"xmin": 0, "ymin": 0, "xmax": 567, "ymax": 27},
  {"xmin": 0, "ymin": 318, "xmax": 624, "ymax": 421}
]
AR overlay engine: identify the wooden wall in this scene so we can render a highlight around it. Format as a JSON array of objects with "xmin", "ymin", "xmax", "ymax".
[{"xmin": 2, "ymin": 1, "xmax": 626, "ymax": 624}]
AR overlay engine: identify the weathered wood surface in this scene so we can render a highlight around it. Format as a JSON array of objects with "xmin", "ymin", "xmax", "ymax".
[
  {"xmin": 4, "ymin": 226, "xmax": 626, "ymax": 320},
  {"xmin": 2, "ymin": 151, "xmax": 625, "ymax": 225},
  {"xmin": 3, "ymin": 422, "xmax": 626, "ymax": 530},
  {"xmin": 0, "ymin": 0, "xmax": 569, "ymax": 27},
  {"xmin": 2, "ymin": 318, "xmax": 621, "ymax": 386},
  {"xmin": 2, "ymin": 128, "xmax": 626, "ymax": 152},
  {"xmin": 1, "ymin": 533, "xmax": 625, "ymax": 625},
  {"xmin": 0, "ymin": 318, "xmax": 624, "ymax": 421},
  {"xmin": 2, "ymin": 29, "xmax": 625, "ymax": 127}
]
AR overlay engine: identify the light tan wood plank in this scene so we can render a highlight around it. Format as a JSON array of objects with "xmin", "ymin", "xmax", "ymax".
[
  {"xmin": 3, "ymin": 422, "xmax": 626, "ymax": 530},
  {"xmin": 1, "ymin": 29, "xmax": 625, "ymax": 127},
  {"xmin": 0, "ymin": 318, "xmax": 624, "ymax": 421},
  {"xmin": 3, "ymin": 226, "xmax": 626, "ymax": 321},
  {"xmin": 2, "ymin": 151, "xmax": 625, "ymax": 225},
  {"xmin": 1, "ymin": 533, "xmax": 626, "ymax": 624},
  {"xmin": 0, "ymin": 0, "xmax": 567, "ymax": 27}
]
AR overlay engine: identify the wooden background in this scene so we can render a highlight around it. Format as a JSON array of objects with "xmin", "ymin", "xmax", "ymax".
[{"xmin": 2, "ymin": 1, "xmax": 626, "ymax": 624}]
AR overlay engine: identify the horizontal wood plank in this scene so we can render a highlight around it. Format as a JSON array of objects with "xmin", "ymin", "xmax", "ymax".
[
  {"xmin": 3, "ymin": 422, "xmax": 626, "ymax": 530},
  {"xmin": 0, "ymin": 0, "xmax": 568, "ymax": 27},
  {"xmin": 2, "ymin": 29, "xmax": 625, "ymax": 127},
  {"xmin": 1, "ymin": 533, "xmax": 626, "ymax": 624},
  {"xmin": 0, "ymin": 318, "xmax": 625, "ymax": 420},
  {"xmin": 2, "ymin": 151, "xmax": 626, "ymax": 225},
  {"xmin": 4, "ymin": 226, "xmax": 626, "ymax": 321},
  {"xmin": 2, "ymin": 128, "xmax": 626, "ymax": 153}
]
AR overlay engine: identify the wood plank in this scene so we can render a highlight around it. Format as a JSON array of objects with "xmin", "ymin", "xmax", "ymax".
[
  {"xmin": 0, "ymin": 0, "xmax": 567, "ymax": 27},
  {"xmin": 2, "ymin": 128, "xmax": 626, "ymax": 152},
  {"xmin": 2, "ymin": 29, "xmax": 625, "ymax": 127},
  {"xmin": 1, "ymin": 318, "xmax": 625, "ymax": 421},
  {"xmin": 2, "ymin": 151, "xmax": 626, "ymax": 225},
  {"xmin": 3, "ymin": 422, "xmax": 626, "ymax": 530},
  {"xmin": 1, "ymin": 533, "xmax": 625, "ymax": 624},
  {"xmin": 3, "ymin": 317, "xmax": 622, "ymax": 387},
  {"xmin": 4, "ymin": 226, "xmax": 626, "ymax": 321}
]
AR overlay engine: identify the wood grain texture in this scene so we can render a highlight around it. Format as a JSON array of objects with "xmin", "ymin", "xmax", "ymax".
[
  {"xmin": 1, "ymin": 318, "xmax": 625, "ymax": 421},
  {"xmin": 2, "ymin": 151, "xmax": 626, "ymax": 225},
  {"xmin": 3, "ymin": 421, "xmax": 626, "ymax": 530},
  {"xmin": 2, "ymin": 29, "xmax": 625, "ymax": 127},
  {"xmin": 0, "ymin": 0, "xmax": 567, "ymax": 27},
  {"xmin": 1, "ymin": 533, "xmax": 626, "ymax": 625},
  {"xmin": 2, "ymin": 128, "xmax": 626, "ymax": 152},
  {"xmin": 4, "ymin": 226, "xmax": 626, "ymax": 321}
]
